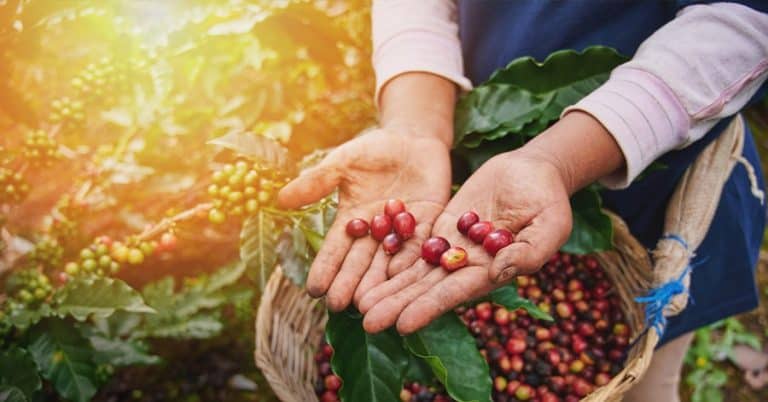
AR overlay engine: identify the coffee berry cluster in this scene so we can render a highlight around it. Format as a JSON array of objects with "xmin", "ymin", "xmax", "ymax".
[
  {"xmin": 49, "ymin": 96, "xmax": 85, "ymax": 131},
  {"xmin": 0, "ymin": 166, "xmax": 29, "ymax": 204},
  {"xmin": 345, "ymin": 199, "xmax": 416, "ymax": 255},
  {"xmin": 71, "ymin": 57, "xmax": 127, "ymax": 104},
  {"xmin": 207, "ymin": 161, "xmax": 290, "ymax": 224},
  {"xmin": 63, "ymin": 236, "xmax": 157, "ymax": 278},
  {"xmin": 4, "ymin": 268, "xmax": 53, "ymax": 305},
  {"xmin": 22, "ymin": 130, "xmax": 60, "ymax": 166},
  {"xmin": 27, "ymin": 237, "xmax": 64, "ymax": 270}
]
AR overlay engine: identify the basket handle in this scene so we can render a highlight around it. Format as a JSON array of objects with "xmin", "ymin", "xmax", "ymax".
[{"xmin": 640, "ymin": 115, "xmax": 746, "ymax": 335}]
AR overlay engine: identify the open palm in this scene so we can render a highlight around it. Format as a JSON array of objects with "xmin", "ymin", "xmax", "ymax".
[
  {"xmin": 278, "ymin": 128, "xmax": 452, "ymax": 312},
  {"xmin": 359, "ymin": 151, "xmax": 573, "ymax": 334}
]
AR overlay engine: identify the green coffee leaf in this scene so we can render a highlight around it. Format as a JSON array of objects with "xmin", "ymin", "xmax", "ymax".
[
  {"xmin": 0, "ymin": 348, "xmax": 41, "ymax": 399},
  {"xmin": 79, "ymin": 326, "xmax": 160, "ymax": 367},
  {"xmin": 326, "ymin": 309, "xmax": 409, "ymax": 402},
  {"xmin": 27, "ymin": 319, "xmax": 98, "ymax": 402},
  {"xmin": 488, "ymin": 46, "xmax": 628, "ymax": 123},
  {"xmin": 454, "ymin": 85, "xmax": 553, "ymax": 147},
  {"xmin": 207, "ymin": 130, "xmax": 293, "ymax": 172},
  {"xmin": 240, "ymin": 211, "xmax": 281, "ymax": 290},
  {"xmin": 489, "ymin": 285, "xmax": 553, "ymax": 321},
  {"xmin": 55, "ymin": 277, "xmax": 154, "ymax": 321},
  {"xmin": 562, "ymin": 187, "xmax": 613, "ymax": 254},
  {"xmin": 405, "ymin": 314, "xmax": 492, "ymax": 402}
]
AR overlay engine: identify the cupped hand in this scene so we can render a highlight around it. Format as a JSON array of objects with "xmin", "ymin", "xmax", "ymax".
[
  {"xmin": 359, "ymin": 150, "xmax": 573, "ymax": 334},
  {"xmin": 277, "ymin": 127, "xmax": 451, "ymax": 312}
]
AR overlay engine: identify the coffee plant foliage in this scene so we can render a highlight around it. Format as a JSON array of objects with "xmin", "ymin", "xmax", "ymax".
[{"xmin": 0, "ymin": 1, "xmax": 373, "ymax": 401}]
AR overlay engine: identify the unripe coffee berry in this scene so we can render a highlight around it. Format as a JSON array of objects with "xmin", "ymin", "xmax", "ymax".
[
  {"xmin": 467, "ymin": 221, "xmax": 494, "ymax": 244},
  {"xmin": 457, "ymin": 211, "xmax": 480, "ymax": 234},
  {"xmin": 345, "ymin": 218, "xmax": 369, "ymax": 238},
  {"xmin": 392, "ymin": 211, "xmax": 416, "ymax": 240},
  {"xmin": 421, "ymin": 237, "xmax": 450, "ymax": 265},
  {"xmin": 384, "ymin": 199, "xmax": 406, "ymax": 218},
  {"xmin": 483, "ymin": 229, "xmax": 514, "ymax": 256},
  {"xmin": 440, "ymin": 247, "xmax": 468, "ymax": 271},
  {"xmin": 381, "ymin": 233, "xmax": 402, "ymax": 255},
  {"xmin": 370, "ymin": 215, "xmax": 392, "ymax": 241}
]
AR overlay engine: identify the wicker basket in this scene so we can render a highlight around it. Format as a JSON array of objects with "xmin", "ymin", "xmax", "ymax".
[{"xmin": 255, "ymin": 117, "xmax": 746, "ymax": 402}]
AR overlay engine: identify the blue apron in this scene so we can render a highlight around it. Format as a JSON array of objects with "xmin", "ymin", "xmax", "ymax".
[{"xmin": 458, "ymin": 0, "xmax": 767, "ymax": 345}]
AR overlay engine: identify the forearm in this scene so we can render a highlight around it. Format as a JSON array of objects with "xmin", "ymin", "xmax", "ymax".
[
  {"xmin": 565, "ymin": 2, "xmax": 768, "ymax": 188},
  {"xmin": 521, "ymin": 111, "xmax": 624, "ymax": 195},
  {"xmin": 379, "ymin": 72, "xmax": 457, "ymax": 149}
]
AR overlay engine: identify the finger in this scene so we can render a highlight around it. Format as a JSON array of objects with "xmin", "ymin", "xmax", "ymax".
[
  {"xmin": 277, "ymin": 162, "xmax": 341, "ymax": 210},
  {"xmin": 353, "ymin": 248, "xmax": 390, "ymax": 308},
  {"xmin": 362, "ymin": 264, "xmax": 445, "ymax": 333},
  {"xmin": 326, "ymin": 236, "xmax": 379, "ymax": 312},
  {"xmin": 489, "ymin": 203, "xmax": 572, "ymax": 283},
  {"xmin": 387, "ymin": 221, "xmax": 432, "ymax": 277},
  {"xmin": 396, "ymin": 266, "xmax": 497, "ymax": 334},
  {"xmin": 358, "ymin": 259, "xmax": 432, "ymax": 314},
  {"xmin": 305, "ymin": 214, "xmax": 354, "ymax": 297}
]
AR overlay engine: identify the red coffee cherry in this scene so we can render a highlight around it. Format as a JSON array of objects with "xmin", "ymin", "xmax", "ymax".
[
  {"xmin": 393, "ymin": 211, "xmax": 416, "ymax": 240},
  {"xmin": 370, "ymin": 215, "xmax": 393, "ymax": 241},
  {"xmin": 456, "ymin": 211, "xmax": 480, "ymax": 234},
  {"xmin": 345, "ymin": 218, "xmax": 370, "ymax": 238}
]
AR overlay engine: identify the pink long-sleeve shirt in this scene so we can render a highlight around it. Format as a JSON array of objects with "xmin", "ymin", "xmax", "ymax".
[{"xmin": 372, "ymin": 1, "xmax": 768, "ymax": 188}]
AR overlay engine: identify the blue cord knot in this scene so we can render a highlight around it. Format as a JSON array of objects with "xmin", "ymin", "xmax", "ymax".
[
  {"xmin": 660, "ymin": 233, "xmax": 689, "ymax": 250},
  {"xmin": 635, "ymin": 265, "xmax": 692, "ymax": 337}
]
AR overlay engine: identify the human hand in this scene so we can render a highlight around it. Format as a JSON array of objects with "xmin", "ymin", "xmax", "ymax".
[
  {"xmin": 277, "ymin": 127, "xmax": 452, "ymax": 312},
  {"xmin": 358, "ymin": 149, "xmax": 574, "ymax": 334}
]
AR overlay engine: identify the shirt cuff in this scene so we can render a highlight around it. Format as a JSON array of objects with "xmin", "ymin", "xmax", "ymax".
[
  {"xmin": 562, "ymin": 67, "xmax": 691, "ymax": 189},
  {"xmin": 373, "ymin": 29, "xmax": 473, "ymax": 105}
]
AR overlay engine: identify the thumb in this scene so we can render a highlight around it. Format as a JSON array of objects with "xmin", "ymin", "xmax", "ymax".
[
  {"xmin": 277, "ymin": 158, "xmax": 342, "ymax": 210},
  {"xmin": 488, "ymin": 206, "xmax": 571, "ymax": 282}
]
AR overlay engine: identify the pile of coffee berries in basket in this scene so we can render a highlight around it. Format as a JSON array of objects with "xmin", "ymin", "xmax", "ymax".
[{"xmin": 315, "ymin": 252, "xmax": 630, "ymax": 402}]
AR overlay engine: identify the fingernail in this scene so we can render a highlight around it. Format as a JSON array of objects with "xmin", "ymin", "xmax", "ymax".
[{"xmin": 495, "ymin": 267, "xmax": 516, "ymax": 283}]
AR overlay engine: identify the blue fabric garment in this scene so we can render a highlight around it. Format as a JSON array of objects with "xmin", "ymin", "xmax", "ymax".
[{"xmin": 457, "ymin": 0, "xmax": 767, "ymax": 345}]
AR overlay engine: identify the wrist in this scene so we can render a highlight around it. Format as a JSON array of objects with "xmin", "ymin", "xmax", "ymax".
[
  {"xmin": 520, "ymin": 111, "xmax": 625, "ymax": 194},
  {"xmin": 379, "ymin": 72, "xmax": 457, "ymax": 150}
]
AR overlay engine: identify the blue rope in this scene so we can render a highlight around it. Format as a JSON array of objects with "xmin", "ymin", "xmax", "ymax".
[
  {"xmin": 660, "ymin": 233, "xmax": 689, "ymax": 250},
  {"xmin": 635, "ymin": 266, "xmax": 691, "ymax": 336}
]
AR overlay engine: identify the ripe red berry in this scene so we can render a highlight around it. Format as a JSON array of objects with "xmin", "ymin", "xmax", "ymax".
[
  {"xmin": 506, "ymin": 380, "xmax": 520, "ymax": 396},
  {"xmin": 324, "ymin": 374, "xmax": 342, "ymax": 391},
  {"xmin": 158, "ymin": 232, "xmax": 178, "ymax": 252},
  {"xmin": 384, "ymin": 199, "xmax": 406, "ymax": 218},
  {"xmin": 482, "ymin": 228, "xmax": 514, "ymax": 256},
  {"xmin": 505, "ymin": 337, "xmax": 526, "ymax": 355},
  {"xmin": 392, "ymin": 211, "xmax": 416, "ymax": 240},
  {"xmin": 456, "ymin": 211, "xmax": 480, "ymax": 234},
  {"xmin": 571, "ymin": 334, "xmax": 588, "ymax": 354},
  {"xmin": 320, "ymin": 390, "xmax": 338, "ymax": 402},
  {"xmin": 467, "ymin": 221, "xmax": 493, "ymax": 244},
  {"xmin": 572, "ymin": 377, "xmax": 593, "ymax": 397},
  {"xmin": 370, "ymin": 215, "xmax": 393, "ymax": 241},
  {"xmin": 421, "ymin": 236, "xmax": 451, "ymax": 265},
  {"xmin": 440, "ymin": 247, "xmax": 468, "ymax": 271},
  {"xmin": 510, "ymin": 355, "xmax": 524, "ymax": 372},
  {"xmin": 382, "ymin": 233, "xmax": 402, "ymax": 255},
  {"xmin": 345, "ymin": 218, "xmax": 369, "ymax": 238},
  {"xmin": 475, "ymin": 302, "xmax": 492, "ymax": 321}
]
